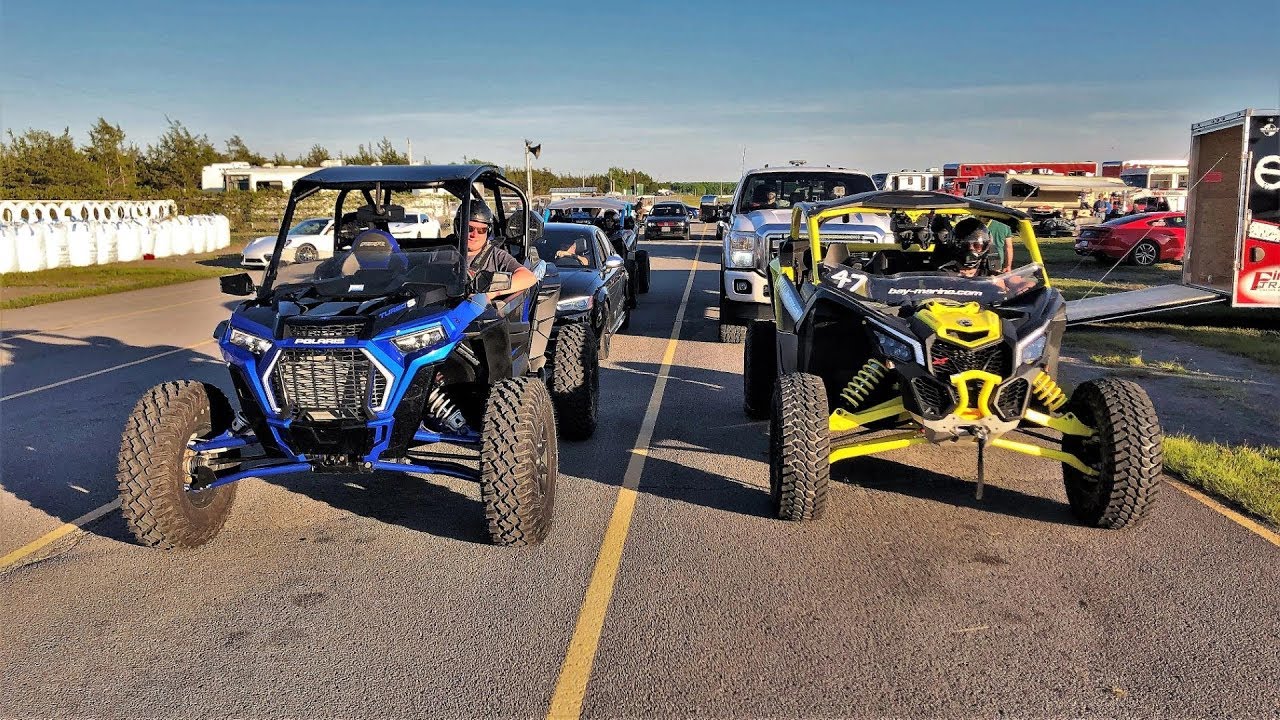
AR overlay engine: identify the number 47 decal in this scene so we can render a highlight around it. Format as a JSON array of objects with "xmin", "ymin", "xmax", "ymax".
[{"xmin": 829, "ymin": 269, "xmax": 862, "ymax": 290}]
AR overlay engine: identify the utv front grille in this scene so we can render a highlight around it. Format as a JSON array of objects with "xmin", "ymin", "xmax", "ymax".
[
  {"xmin": 994, "ymin": 378, "xmax": 1030, "ymax": 421},
  {"xmin": 284, "ymin": 321, "xmax": 366, "ymax": 339},
  {"xmin": 929, "ymin": 340, "xmax": 1008, "ymax": 379},
  {"xmin": 909, "ymin": 376, "xmax": 953, "ymax": 418},
  {"xmin": 270, "ymin": 349, "xmax": 389, "ymax": 416}
]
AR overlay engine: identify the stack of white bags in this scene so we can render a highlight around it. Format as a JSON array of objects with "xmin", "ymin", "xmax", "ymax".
[{"xmin": 0, "ymin": 201, "xmax": 231, "ymax": 274}]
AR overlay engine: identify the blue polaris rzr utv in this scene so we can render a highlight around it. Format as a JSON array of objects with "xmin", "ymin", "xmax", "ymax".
[{"xmin": 117, "ymin": 165, "xmax": 600, "ymax": 548}]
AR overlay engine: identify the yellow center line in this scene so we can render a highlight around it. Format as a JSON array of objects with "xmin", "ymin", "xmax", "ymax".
[
  {"xmin": 0, "ymin": 295, "xmax": 217, "ymax": 342},
  {"xmin": 0, "ymin": 499, "xmax": 122, "ymax": 573},
  {"xmin": 1168, "ymin": 478, "xmax": 1280, "ymax": 548},
  {"xmin": 1, "ymin": 339, "xmax": 216, "ymax": 402},
  {"xmin": 547, "ymin": 242, "xmax": 703, "ymax": 720}
]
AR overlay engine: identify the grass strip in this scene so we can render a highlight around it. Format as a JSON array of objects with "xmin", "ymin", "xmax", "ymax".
[
  {"xmin": 1, "ymin": 266, "xmax": 229, "ymax": 309},
  {"xmin": 1116, "ymin": 323, "xmax": 1280, "ymax": 371},
  {"xmin": 1165, "ymin": 434, "xmax": 1280, "ymax": 528}
]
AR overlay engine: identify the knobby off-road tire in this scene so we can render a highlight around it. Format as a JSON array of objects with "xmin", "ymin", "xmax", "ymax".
[
  {"xmin": 769, "ymin": 373, "xmax": 830, "ymax": 521},
  {"xmin": 480, "ymin": 378, "xmax": 559, "ymax": 546},
  {"xmin": 719, "ymin": 321, "xmax": 747, "ymax": 344},
  {"xmin": 549, "ymin": 323, "xmax": 599, "ymax": 441},
  {"xmin": 117, "ymin": 381, "xmax": 238, "ymax": 549},
  {"xmin": 637, "ymin": 250, "xmax": 651, "ymax": 293},
  {"xmin": 743, "ymin": 320, "xmax": 776, "ymax": 420},
  {"xmin": 1061, "ymin": 377, "xmax": 1162, "ymax": 529}
]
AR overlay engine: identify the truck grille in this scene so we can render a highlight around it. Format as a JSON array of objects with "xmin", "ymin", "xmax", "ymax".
[
  {"xmin": 270, "ymin": 349, "xmax": 386, "ymax": 415},
  {"xmin": 929, "ymin": 340, "xmax": 1008, "ymax": 379},
  {"xmin": 284, "ymin": 321, "xmax": 366, "ymax": 339}
]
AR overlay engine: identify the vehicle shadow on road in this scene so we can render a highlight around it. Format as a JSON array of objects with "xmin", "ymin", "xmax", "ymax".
[
  {"xmin": 0, "ymin": 330, "xmax": 232, "ymax": 549},
  {"xmin": 838, "ymin": 456, "xmax": 1077, "ymax": 526},
  {"xmin": 565, "ymin": 359, "xmax": 775, "ymax": 519},
  {"xmin": 261, "ymin": 469, "xmax": 491, "ymax": 545}
]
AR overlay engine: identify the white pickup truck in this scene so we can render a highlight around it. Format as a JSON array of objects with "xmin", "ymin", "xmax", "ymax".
[{"xmin": 717, "ymin": 165, "xmax": 886, "ymax": 342}]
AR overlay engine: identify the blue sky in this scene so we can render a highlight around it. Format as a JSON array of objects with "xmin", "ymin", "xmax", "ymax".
[{"xmin": 2, "ymin": 0, "xmax": 1277, "ymax": 179}]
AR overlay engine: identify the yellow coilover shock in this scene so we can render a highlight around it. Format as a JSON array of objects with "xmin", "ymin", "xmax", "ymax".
[
  {"xmin": 840, "ymin": 359, "xmax": 888, "ymax": 409},
  {"xmin": 1031, "ymin": 371, "xmax": 1068, "ymax": 411}
]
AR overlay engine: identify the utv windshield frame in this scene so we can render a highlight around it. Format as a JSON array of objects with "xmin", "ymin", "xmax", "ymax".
[
  {"xmin": 790, "ymin": 190, "xmax": 1050, "ymax": 287},
  {"xmin": 258, "ymin": 164, "xmax": 532, "ymax": 299}
]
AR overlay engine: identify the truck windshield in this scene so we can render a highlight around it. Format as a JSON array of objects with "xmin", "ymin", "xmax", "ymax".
[
  {"xmin": 1121, "ymin": 170, "xmax": 1150, "ymax": 189},
  {"xmin": 737, "ymin": 173, "xmax": 876, "ymax": 213}
]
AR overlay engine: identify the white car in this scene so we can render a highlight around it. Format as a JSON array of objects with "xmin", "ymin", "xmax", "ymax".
[
  {"xmin": 389, "ymin": 212, "xmax": 441, "ymax": 239},
  {"xmin": 240, "ymin": 217, "xmax": 333, "ymax": 268}
]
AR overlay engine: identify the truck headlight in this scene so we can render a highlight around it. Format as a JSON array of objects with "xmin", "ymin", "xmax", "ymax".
[
  {"xmin": 557, "ymin": 296, "xmax": 592, "ymax": 312},
  {"xmin": 727, "ymin": 231, "xmax": 756, "ymax": 268},
  {"xmin": 228, "ymin": 328, "xmax": 272, "ymax": 355},
  {"xmin": 392, "ymin": 323, "xmax": 447, "ymax": 353}
]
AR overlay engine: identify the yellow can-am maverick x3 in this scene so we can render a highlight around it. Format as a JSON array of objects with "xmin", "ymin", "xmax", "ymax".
[{"xmin": 743, "ymin": 190, "xmax": 1161, "ymax": 528}]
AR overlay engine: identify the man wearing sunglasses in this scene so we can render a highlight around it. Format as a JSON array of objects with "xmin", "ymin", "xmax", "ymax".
[{"xmin": 454, "ymin": 202, "xmax": 537, "ymax": 300}]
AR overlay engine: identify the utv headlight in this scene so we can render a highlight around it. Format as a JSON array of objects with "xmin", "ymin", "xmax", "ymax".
[
  {"xmin": 873, "ymin": 331, "xmax": 917, "ymax": 364},
  {"xmin": 1018, "ymin": 331, "xmax": 1049, "ymax": 365},
  {"xmin": 392, "ymin": 323, "xmax": 447, "ymax": 353},
  {"xmin": 557, "ymin": 296, "xmax": 592, "ymax": 312},
  {"xmin": 228, "ymin": 328, "xmax": 272, "ymax": 355}
]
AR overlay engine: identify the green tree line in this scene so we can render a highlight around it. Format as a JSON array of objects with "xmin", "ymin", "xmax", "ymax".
[{"xmin": 0, "ymin": 118, "xmax": 729, "ymax": 199}]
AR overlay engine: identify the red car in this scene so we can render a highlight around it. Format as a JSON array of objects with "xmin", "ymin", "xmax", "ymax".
[{"xmin": 1074, "ymin": 211, "xmax": 1186, "ymax": 266}]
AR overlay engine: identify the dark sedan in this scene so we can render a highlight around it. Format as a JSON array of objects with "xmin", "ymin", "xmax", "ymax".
[
  {"xmin": 644, "ymin": 202, "xmax": 691, "ymax": 240},
  {"xmin": 537, "ymin": 223, "xmax": 631, "ymax": 357}
]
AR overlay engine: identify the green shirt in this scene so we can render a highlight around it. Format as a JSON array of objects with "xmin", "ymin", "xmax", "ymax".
[{"xmin": 986, "ymin": 219, "xmax": 1013, "ymax": 269}]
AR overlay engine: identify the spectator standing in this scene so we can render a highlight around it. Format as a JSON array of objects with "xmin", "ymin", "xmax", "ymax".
[{"xmin": 986, "ymin": 217, "xmax": 1015, "ymax": 273}]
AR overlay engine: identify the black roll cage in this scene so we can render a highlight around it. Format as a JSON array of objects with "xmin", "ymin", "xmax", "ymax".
[{"xmin": 259, "ymin": 164, "xmax": 532, "ymax": 298}]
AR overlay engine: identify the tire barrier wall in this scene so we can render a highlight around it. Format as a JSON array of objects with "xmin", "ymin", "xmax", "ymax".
[{"xmin": 0, "ymin": 201, "xmax": 230, "ymax": 274}]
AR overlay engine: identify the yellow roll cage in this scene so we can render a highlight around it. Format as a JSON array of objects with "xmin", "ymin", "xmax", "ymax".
[{"xmin": 788, "ymin": 201, "xmax": 1050, "ymax": 288}]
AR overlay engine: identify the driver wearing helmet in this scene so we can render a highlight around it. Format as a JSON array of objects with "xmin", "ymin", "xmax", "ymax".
[
  {"xmin": 600, "ymin": 208, "xmax": 621, "ymax": 234},
  {"xmin": 454, "ymin": 202, "xmax": 537, "ymax": 299},
  {"xmin": 947, "ymin": 217, "xmax": 995, "ymax": 278}
]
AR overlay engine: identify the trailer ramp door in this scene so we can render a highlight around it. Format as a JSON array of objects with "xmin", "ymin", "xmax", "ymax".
[{"xmin": 1066, "ymin": 284, "xmax": 1226, "ymax": 325}]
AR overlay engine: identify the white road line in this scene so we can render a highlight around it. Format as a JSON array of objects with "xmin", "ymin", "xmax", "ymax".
[{"xmin": 1, "ymin": 339, "xmax": 215, "ymax": 402}]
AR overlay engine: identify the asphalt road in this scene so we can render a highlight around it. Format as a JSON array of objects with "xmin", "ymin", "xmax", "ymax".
[{"xmin": 2, "ymin": 225, "xmax": 1278, "ymax": 718}]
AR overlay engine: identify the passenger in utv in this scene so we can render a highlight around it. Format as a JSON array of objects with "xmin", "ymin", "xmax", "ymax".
[
  {"xmin": 600, "ymin": 208, "xmax": 621, "ymax": 236},
  {"xmin": 453, "ymin": 202, "xmax": 537, "ymax": 299},
  {"xmin": 947, "ymin": 217, "xmax": 996, "ymax": 278}
]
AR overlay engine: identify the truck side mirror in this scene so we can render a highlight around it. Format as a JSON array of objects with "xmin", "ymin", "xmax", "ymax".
[{"xmin": 220, "ymin": 273, "xmax": 256, "ymax": 296}]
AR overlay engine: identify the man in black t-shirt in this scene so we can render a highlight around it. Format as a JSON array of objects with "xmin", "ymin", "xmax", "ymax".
[{"xmin": 457, "ymin": 203, "xmax": 537, "ymax": 300}]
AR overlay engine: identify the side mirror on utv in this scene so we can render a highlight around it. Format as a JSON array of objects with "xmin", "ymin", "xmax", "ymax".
[
  {"xmin": 475, "ymin": 271, "xmax": 513, "ymax": 294},
  {"xmin": 220, "ymin": 273, "xmax": 256, "ymax": 296},
  {"xmin": 623, "ymin": 217, "xmax": 636, "ymax": 230}
]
